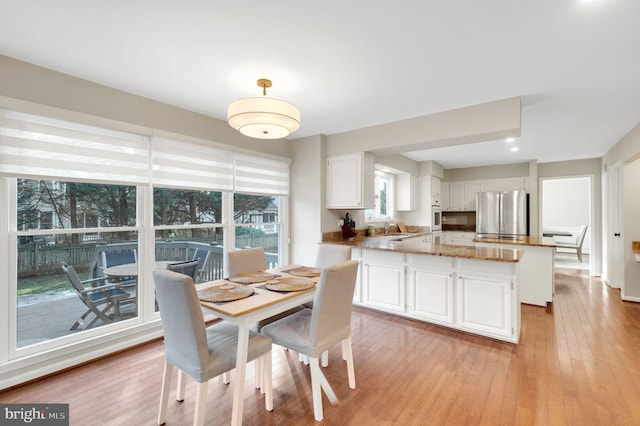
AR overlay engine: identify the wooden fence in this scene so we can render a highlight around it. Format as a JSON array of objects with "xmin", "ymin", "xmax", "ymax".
[{"xmin": 18, "ymin": 234, "xmax": 280, "ymax": 278}]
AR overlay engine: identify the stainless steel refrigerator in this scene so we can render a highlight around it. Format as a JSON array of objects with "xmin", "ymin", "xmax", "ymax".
[{"xmin": 476, "ymin": 190, "xmax": 529, "ymax": 238}]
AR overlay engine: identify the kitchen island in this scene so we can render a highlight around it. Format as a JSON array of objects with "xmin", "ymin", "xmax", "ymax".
[
  {"xmin": 322, "ymin": 234, "xmax": 524, "ymax": 343},
  {"xmin": 474, "ymin": 236, "xmax": 556, "ymax": 307}
]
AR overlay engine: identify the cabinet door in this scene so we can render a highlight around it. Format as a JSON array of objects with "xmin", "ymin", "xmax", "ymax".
[
  {"xmin": 501, "ymin": 177, "xmax": 527, "ymax": 192},
  {"xmin": 396, "ymin": 174, "xmax": 417, "ymax": 211},
  {"xmin": 458, "ymin": 274, "xmax": 513, "ymax": 338},
  {"xmin": 464, "ymin": 181, "xmax": 478, "ymax": 210},
  {"xmin": 441, "ymin": 182, "xmax": 450, "ymax": 210},
  {"xmin": 326, "ymin": 153, "xmax": 374, "ymax": 209},
  {"xmin": 363, "ymin": 261, "xmax": 405, "ymax": 313},
  {"xmin": 449, "ymin": 182, "xmax": 465, "ymax": 210},
  {"xmin": 479, "ymin": 179, "xmax": 501, "ymax": 192},
  {"xmin": 430, "ymin": 176, "xmax": 442, "ymax": 205},
  {"xmin": 409, "ymin": 268, "xmax": 454, "ymax": 324}
]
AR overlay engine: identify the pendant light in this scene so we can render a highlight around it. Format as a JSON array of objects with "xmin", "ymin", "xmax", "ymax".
[{"xmin": 227, "ymin": 79, "xmax": 301, "ymax": 139}]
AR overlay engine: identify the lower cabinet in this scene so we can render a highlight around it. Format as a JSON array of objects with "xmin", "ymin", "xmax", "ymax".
[
  {"xmin": 357, "ymin": 250, "xmax": 520, "ymax": 343},
  {"xmin": 362, "ymin": 251, "xmax": 405, "ymax": 313},
  {"xmin": 458, "ymin": 273, "xmax": 512, "ymax": 338},
  {"xmin": 407, "ymin": 256, "xmax": 454, "ymax": 325}
]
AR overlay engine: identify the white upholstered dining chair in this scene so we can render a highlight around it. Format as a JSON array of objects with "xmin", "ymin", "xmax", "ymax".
[
  {"xmin": 261, "ymin": 260, "xmax": 359, "ymax": 421},
  {"xmin": 153, "ymin": 269, "xmax": 273, "ymax": 426},
  {"xmin": 303, "ymin": 244, "xmax": 353, "ymax": 367}
]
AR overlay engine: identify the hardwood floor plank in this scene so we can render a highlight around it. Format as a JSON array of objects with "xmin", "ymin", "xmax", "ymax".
[{"xmin": 4, "ymin": 270, "xmax": 640, "ymax": 425}]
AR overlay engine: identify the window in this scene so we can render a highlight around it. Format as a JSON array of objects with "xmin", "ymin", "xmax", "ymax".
[
  {"xmin": 16, "ymin": 179, "xmax": 138, "ymax": 348},
  {"xmin": 0, "ymin": 102, "xmax": 290, "ymax": 388},
  {"xmin": 233, "ymin": 193, "xmax": 281, "ymax": 268},
  {"xmin": 365, "ymin": 171, "xmax": 395, "ymax": 221},
  {"xmin": 153, "ymin": 187, "xmax": 224, "ymax": 286}
]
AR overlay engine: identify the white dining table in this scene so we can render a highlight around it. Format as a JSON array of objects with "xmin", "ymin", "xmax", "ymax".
[{"xmin": 196, "ymin": 265, "xmax": 318, "ymax": 426}]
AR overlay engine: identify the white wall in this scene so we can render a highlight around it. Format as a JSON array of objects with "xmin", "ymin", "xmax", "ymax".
[
  {"xmin": 290, "ymin": 135, "xmax": 324, "ymax": 266},
  {"xmin": 623, "ymin": 159, "xmax": 640, "ymax": 299}
]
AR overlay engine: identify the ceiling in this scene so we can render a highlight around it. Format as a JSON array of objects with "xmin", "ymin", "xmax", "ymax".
[{"xmin": 1, "ymin": 1, "xmax": 639, "ymax": 169}]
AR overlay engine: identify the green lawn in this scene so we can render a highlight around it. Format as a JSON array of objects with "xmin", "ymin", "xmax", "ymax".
[{"xmin": 18, "ymin": 274, "xmax": 69, "ymax": 296}]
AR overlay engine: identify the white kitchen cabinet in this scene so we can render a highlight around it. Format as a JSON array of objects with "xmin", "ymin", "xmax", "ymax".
[
  {"xmin": 396, "ymin": 174, "xmax": 417, "ymax": 211},
  {"xmin": 362, "ymin": 250, "xmax": 405, "ymax": 313},
  {"xmin": 441, "ymin": 231, "xmax": 476, "ymax": 246},
  {"xmin": 501, "ymin": 177, "xmax": 529, "ymax": 192},
  {"xmin": 464, "ymin": 181, "xmax": 479, "ymax": 210},
  {"xmin": 441, "ymin": 182, "xmax": 450, "ymax": 210},
  {"xmin": 430, "ymin": 176, "xmax": 442, "ymax": 206},
  {"xmin": 355, "ymin": 249, "xmax": 520, "ymax": 343},
  {"xmin": 457, "ymin": 271, "xmax": 514, "ymax": 339},
  {"xmin": 326, "ymin": 152, "xmax": 375, "ymax": 209},
  {"xmin": 448, "ymin": 182, "xmax": 465, "ymax": 210},
  {"xmin": 479, "ymin": 179, "xmax": 502, "ymax": 192},
  {"xmin": 446, "ymin": 181, "xmax": 477, "ymax": 211},
  {"xmin": 407, "ymin": 256, "xmax": 454, "ymax": 325}
]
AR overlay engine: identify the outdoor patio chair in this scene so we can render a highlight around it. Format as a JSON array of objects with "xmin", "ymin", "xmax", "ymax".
[
  {"xmin": 101, "ymin": 249, "xmax": 137, "ymax": 285},
  {"xmin": 191, "ymin": 248, "xmax": 212, "ymax": 283},
  {"xmin": 168, "ymin": 259, "xmax": 200, "ymax": 282},
  {"xmin": 62, "ymin": 262, "xmax": 136, "ymax": 331}
]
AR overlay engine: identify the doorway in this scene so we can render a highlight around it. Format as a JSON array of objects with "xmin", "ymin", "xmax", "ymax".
[{"xmin": 540, "ymin": 176, "xmax": 592, "ymax": 274}]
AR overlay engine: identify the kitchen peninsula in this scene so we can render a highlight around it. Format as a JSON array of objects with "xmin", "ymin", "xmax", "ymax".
[
  {"xmin": 322, "ymin": 233, "xmax": 524, "ymax": 343},
  {"xmin": 475, "ymin": 236, "xmax": 556, "ymax": 307}
]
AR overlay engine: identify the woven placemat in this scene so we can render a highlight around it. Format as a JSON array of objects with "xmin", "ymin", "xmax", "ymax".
[
  {"xmin": 286, "ymin": 266, "xmax": 322, "ymax": 278},
  {"xmin": 265, "ymin": 277, "xmax": 315, "ymax": 292},
  {"xmin": 198, "ymin": 283, "xmax": 254, "ymax": 302},
  {"xmin": 228, "ymin": 271, "xmax": 275, "ymax": 284}
]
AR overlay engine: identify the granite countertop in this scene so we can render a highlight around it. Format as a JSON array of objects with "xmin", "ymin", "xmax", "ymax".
[
  {"xmin": 323, "ymin": 235, "xmax": 523, "ymax": 263},
  {"xmin": 474, "ymin": 236, "xmax": 557, "ymax": 248}
]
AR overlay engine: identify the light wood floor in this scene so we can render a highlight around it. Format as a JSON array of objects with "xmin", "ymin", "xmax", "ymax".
[{"xmin": 3, "ymin": 268, "xmax": 640, "ymax": 425}]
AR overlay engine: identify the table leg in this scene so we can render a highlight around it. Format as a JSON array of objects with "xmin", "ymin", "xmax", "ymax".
[{"xmin": 231, "ymin": 324, "xmax": 250, "ymax": 426}]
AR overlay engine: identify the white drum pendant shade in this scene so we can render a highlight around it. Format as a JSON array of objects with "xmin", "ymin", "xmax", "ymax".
[{"xmin": 228, "ymin": 96, "xmax": 300, "ymax": 139}]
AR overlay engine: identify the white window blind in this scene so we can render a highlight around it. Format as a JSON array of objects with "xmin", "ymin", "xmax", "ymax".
[
  {"xmin": 151, "ymin": 136, "xmax": 234, "ymax": 191},
  {"xmin": 0, "ymin": 108, "xmax": 149, "ymax": 184},
  {"xmin": 233, "ymin": 153, "xmax": 290, "ymax": 196}
]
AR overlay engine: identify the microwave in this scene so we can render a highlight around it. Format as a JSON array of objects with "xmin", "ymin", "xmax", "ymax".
[{"xmin": 432, "ymin": 206, "xmax": 442, "ymax": 231}]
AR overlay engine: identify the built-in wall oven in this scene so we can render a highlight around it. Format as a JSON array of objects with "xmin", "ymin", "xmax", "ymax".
[{"xmin": 432, "ymin": 206, "xmax": 442, "ymax": 231}]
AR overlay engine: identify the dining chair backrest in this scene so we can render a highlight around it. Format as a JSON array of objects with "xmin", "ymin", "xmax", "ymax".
[
  {"xmin": 227, "ymin": 247, "xmax": 267, "ymax": 276},
  {"xmin": 315, "ymin": 244, "xmax": 352, "ymax": 268},
  {"xmin": 102, "ymin": 250, "xmax": 137, "ymax": 268},
  {"xmin": 309, "ymin": 260, "xmax": 359, "ymax": 351},
  {"xmin": 168, "ymin": 259, "xmax": 200, "ymax": 282},
  {"xmin": 153, "ymin": 269, "xmax": 209, "ymax": 381},
  {"xmin": 576, "ymin": 224, "xmax": 588, "ymax": 247}
]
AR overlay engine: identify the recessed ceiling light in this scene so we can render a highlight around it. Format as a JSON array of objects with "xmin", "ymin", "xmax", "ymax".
[
  {"xmin": 506, "ymin": 138, "xmax": 515, "ymax": 143},
  {"xmin": 510, "ymin": 147, "xmax": 519, "ymax": 152}
]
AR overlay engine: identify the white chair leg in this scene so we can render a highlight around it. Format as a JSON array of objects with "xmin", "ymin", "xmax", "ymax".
[
  {"xmin": 263, "ymin": 352, "xmax": 273, "ymax": 411},
  {"xmin": 158, "ymin": 360, "xmax": 173, "ymax": 425},
  {"xmin": 255, "ymin": 358, "xmax": 262, "ymax": 391},
  {"xmin": 321, "ymin": 350, "xmax": 329, "ymax": 367},
  {"xmin": 176, "ymin": 370, "xmax": 187, "ymax": 401},
  {"xmin": 342, "ymin": 336, "xmax": 356, "ymax": 389},
  {"xmin": 193, "ymin": 381, "xmax": 208, "ymax": 426},
  {"xmin": 309, "ymin": 357, "xmax": 324, "ymax": 421}
]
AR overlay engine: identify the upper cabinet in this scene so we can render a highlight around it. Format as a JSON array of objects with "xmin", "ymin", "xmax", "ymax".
[
  {"xmin": 326, "ymin": 152, "xmax": 375, "ymax": 209},
  {"xmin": 443, "ymin": 176, "xmax": 530, "ymax": 211},
  {"xmin": 396, "ymin": 174, "xmax": 417, "ymax": 211},
  {"xmin": 430, "ymin": 176, "xmax": 442, "ymax": 206}
]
